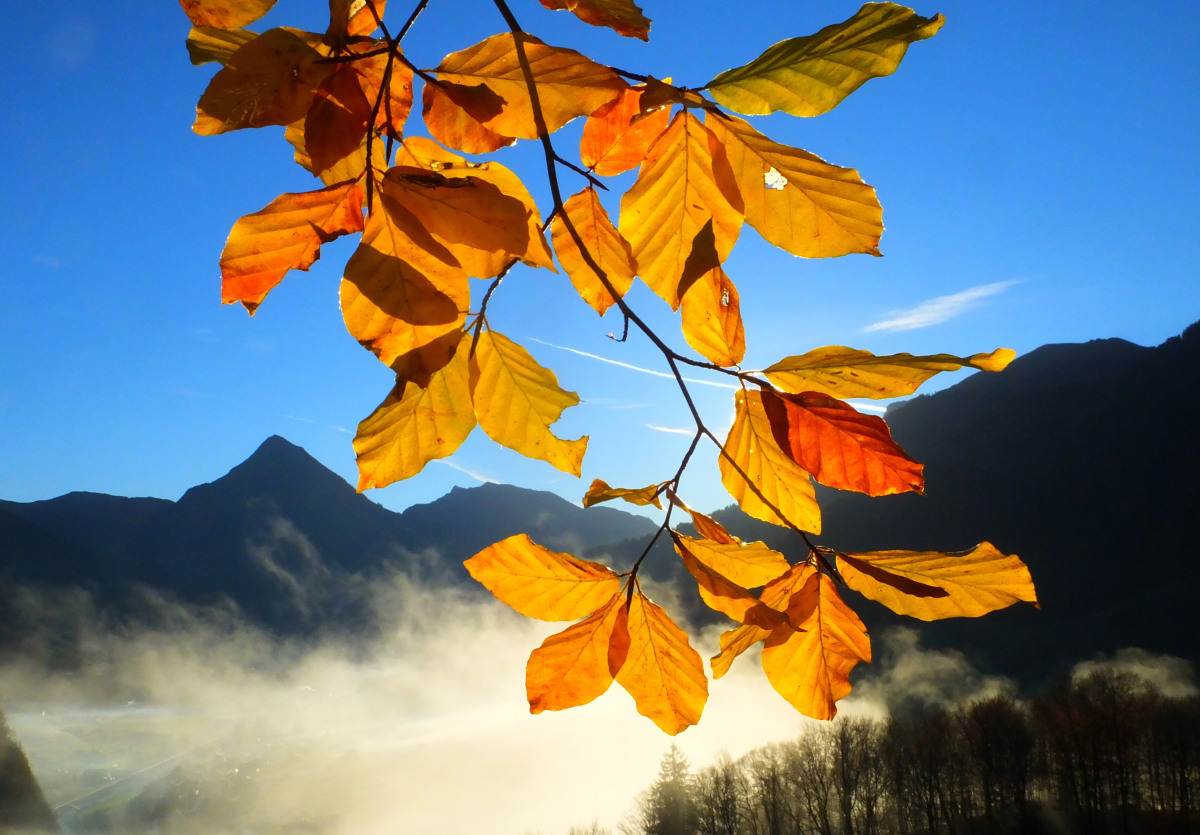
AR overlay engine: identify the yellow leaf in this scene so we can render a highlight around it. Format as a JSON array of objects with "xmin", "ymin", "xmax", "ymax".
[
  {"xmin": 762, "ymin": 569, "xmax": 871, "ymax": 720},
  {"xmin": 527, "ymin": 593, "xmax": 629, "ymax": 713},
  {"xmin": 394, "ymin": 137, "xmax": 556, "ymax": 275},
  {"xmin": 220, "ymin": 180, "xmax": 365, "ymax": 313},
  {"xmin": 705, "ymin": 2, "xmax": 944, "ymax": 117},
  {"xmin": 194, "ymin": 28, "xmax": 333, "ymax": 135},
  {"xmin": 583, "ymin": 479, "xmax": 663, "ymax": 509},
  {"xmin": 708, "ymin": 561, "xmax": 812, "ymax": 677},
  {"xmin": 464, "ymin": 533, "xmax": 620, "ymax": 621},
  {"xmin": 186, "ymin": 25, "xmax": 256, "ymax": 66},
  {"xmin": 537, "ymin": 0, "xmax": 651, "ymax": 41},
  {"xmin": 764, "ymin": 346, "xmax": 1017, "ymax": 400},
  {"xmin": 707, "ymin": 113, "xmax": 882, "ymax": 259},
  {"xmin": 580, "ymin": 86, "xmax": 670, "ymax": 176},
  {"xmin": 673, "ymin": 535, "xmax": 787, "ymax": 630},
  {"xmin": 678, "ymin": 223, "xmax": 745, "ymax": 366},
  {"xmin": 340, "ymin": 191, "xmax": 469, "ymax": 367},
  {"xmin": 469, "ymin": 330, "xmax": 588, "ymax": 476},
  {"xmin": 838, "ymin": 543, "xmax": 1038, "ymax": 621},
  {"xmin": 286, "ymin": 118, "xmax": 387, "ymax": 186},
  {"xmin": 719, "ymin": 388, "xmax": 822, "ymax": 532},
  {"xmin": 672, "ymin": 534, "xmax": 790, "ymax": 590},
  {"xmin": 552, "ymin": 187, "xmax": 637, "ymax": 316},
  {"xmin": 179, "ymin": 0, "xmax": 278, "ymax": 29},
  {"xmin": 432, "ymin": 33, "xmax": 626, "ymax": 139},
  {"xmin": 353, "ymin": 333, "xmax": 476, "ymax": 489},
  {"xmin": 616, "ymin": 591, "xmax": 708, "ymax": 734},
  {"xmin": 619, "ymin": 111, "xmax": 744, "ymax": 309}
]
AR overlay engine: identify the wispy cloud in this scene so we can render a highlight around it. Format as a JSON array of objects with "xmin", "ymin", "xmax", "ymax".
[
  {"xmin": 436, "ymin": 459, "xmax": 500, "ymax": 484},
  {"xmin": 863, "ymin": 281, "xmax": 1019, "ymax": 333},
  {"xmin": 527, "ymin": 338, "xmax": 738, "ymax": 390},
  {"xmin": 645, "ymin": 424, "xmax": 696, "ymax": 436},
  {"xmin": 848, "ymin": 401, "xmax": 889, "ymax": 414}
]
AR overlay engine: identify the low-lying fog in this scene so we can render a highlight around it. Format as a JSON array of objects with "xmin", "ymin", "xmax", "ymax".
[{"xmin": 3, "ymin": 572, "xmax": 1193, "ymax": 834}]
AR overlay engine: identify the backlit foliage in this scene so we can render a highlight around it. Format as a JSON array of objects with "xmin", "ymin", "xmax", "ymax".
[{"xmin": 182, "ymin": 0, "xmax": 1038, "ymax": 732}]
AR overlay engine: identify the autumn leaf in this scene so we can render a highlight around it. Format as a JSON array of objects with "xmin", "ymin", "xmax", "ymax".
[
  {"xmin": 838, "ymin": 543, "xmax": 1038, "ymax": 620},
  {"xmin": 580, "ymin": 86, "xmax": 671, "ymax": 176},
  {"xmin": 194, "ymin": 28, "xmax": 333, "ymax": 135},
  {"xmin": 707, "ymin": 113, "xmax": 883, "ymax": 259},
  {"xmin": 220, "ymin": 180, "xmax": 365, "ymax": 313},
  {"xmin": 705, "ymin": 2, "xmax": 944, "ymax": 117},
  {"xmin": 673, "ymin": 534, "xmax": 788, "ymax": 629},
  {"xmin": 552, "ymin": 187, "xmax": 636, "ymax": 316},
  {"xmin": 469, "ymin": 329, "xmax": 588, "ymax": 476},
  {"xmin": 763, "ymin": 346, "xmax": 1017, "ymax": 399},
  {"xmin": 619, "ymin": 111, "xmax": 744, "ymax": 308},
  {"xmin": 709, "ymin": 561, "xmax": 813, "ymax": 677},
  {"xmin": 583, "ymin": 479, "xmax": 663, "ymax": 509},
  {"xmin": 671, "ymin": 533, "xmax": 790, "ymax": 590},
  {"xmin": 762, "ymin": 568, "xmax": 871, "ymax": 720},
  {"xmin": 179, "ymin": 0, "xmax": 277, "ymax": 30},
  {"xmin": 678, "ymin": 223, "xmax": 745, "ymax": 366},
  {"xmin": 326, "ymin": 0, "xmax": 389, "ymax": 46},
  {"xmin": 303, "ymin": 64, "xmax": 374, "ymax": 179},
  {"xmin": 346, "ymin": 43, "xmax": 415, "ymax": 139},
  {"xmin": 186, "ymin": 26, "xmax": 256, "ymax": 66},
  {"xmin": 340, "ymin": 188, "xmax": 469, "ymax": 367},
  {"xmin": 764, "ymin": 389, "xmax": 924, "ymax": 496},
  {"xmin": 421, "ymin": 81, "xmax": 516, "ymax": 155},
  {"xmin": 720, "ymin": 388, "xmax": 822, "ymax": 532},
  {"xmin": 538, "ymin": 0, "xmax": 651, "ymax": 41},
  {"xmin": 465, "ymin": 533, "xmax": 620, "ymax": 621},
  {"xmin": 616, "ymin": 590, "xmax": 708, "ymax": 734},
  {"xmin": 431, "ymin": 33, "xmax": 626, "ymax": 139},
  {"xmin": 353, "ymin": 333, "xmax": 475, "ymax": 489},
  {"xmin": 527, "ymin": 594, "xmax": 629, "ymax": 713}
]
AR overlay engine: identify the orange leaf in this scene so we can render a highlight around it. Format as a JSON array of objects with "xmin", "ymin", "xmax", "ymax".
[
  {"xmin": 678, "ymin": 223, "xmax": 745, "ymax": 366},
  {"xmin": 304, "ymin": 64, "xmax": 373, "ymax": 179},
  {"xmin": 527, "ymin": 593, "xmax": 629, "ymax": 713},
  {"xmin": 671, "ymin": 534, "xmax": 790, "ymax": 590},
  {"xmin": 673, "ymin": 534, "xmax": 787, "ymax": 629},
  {"xmin": 194, "ymin": 29, "xmax": 333, "ymax": 135},
  {"xmin": 583, "ymin": 479, "xmax": 663, "ymax": 509},
  {"xmin": 179, "ymin": 0, "xmax": 277, "ymax": 29},
  {"xmin": 552, "ymin": 187, "xmax": 636, "ymax": 315},
  {"xmin": 765, "ymin": 389, "xmax": 924, "ymax": 496},
  {"xmin": 220, "ymin": 179, "xmax": 365, "ymax": 313},
  {"xmin": 353, "ymin": 333, "xmax": 476, "ymax": 489},
  {"xmin": 616, "ymin": 591, "xmax": 708, "ymax": 734},
  {"xmin": 708, "ymin": 562, "xmax": 816, "ymax": 678},
  {"xmin": 762, "ymin": 569, "xmax": 870, "ymax": 720},
  {"xmin": 339, "ymin": 189, "xmax": 468, "ymax": 367},
  {"xmin": 326, "ymin": 0, "xmax": 389, "ymax": 46},
  {"xmin": 349, "ymin": 45, "xmax": 414, "ymax": 138},
  {"xmin": 432, "ymin": 33, "xmax": 626, "ymax": 139},
  {"xmin": 838, "ymin": 543, "xmax": 1038, "ymax": 621},
  {"xmin": 618, "ymin": 111, "xmax": 743, "ymax": 308},
  {"xmin": 464, "ymin": 534, "xmax": 620, "ymax": 621},
  {"xmin": 538, "ymin": 0, "xmax": 651, "ymax": 41},
  {"xmin": 719, "ymin": 388, "xmax": 822, "ymax": 532},
  {"xmin": 286, "ymin": 117, "xmax": 386, "ymax": 186},
  {"xmin": 421, "ymin": 81, "xmax": 515, "ymax": 155},
  {"xmin": 580, "ymin": 86, "xmax": 670, "ymax": 175},
  {"xmin": 707, "ymin": 113, "xmax": 883, "ymax": 259}
]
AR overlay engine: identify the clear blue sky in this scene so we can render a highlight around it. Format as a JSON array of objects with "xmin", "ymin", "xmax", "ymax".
[{"xmin": 2, "ymin": 1, "xmax": 1197, "ymax": 516}]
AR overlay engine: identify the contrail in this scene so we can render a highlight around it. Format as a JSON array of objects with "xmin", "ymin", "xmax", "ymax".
[{"xmin": 525, "ymin": 338, "xmax": 739, "ymax": 390}]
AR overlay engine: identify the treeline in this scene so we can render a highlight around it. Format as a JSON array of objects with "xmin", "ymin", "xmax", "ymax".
[{"xmin": 607, "ymin": 667, "xmax": 1200, "ymax": 835}]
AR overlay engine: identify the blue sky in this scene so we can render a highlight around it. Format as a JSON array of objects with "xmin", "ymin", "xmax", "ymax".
[{"xmin": 2, "ymin": 1, "xmax": 1197, "ymax": 516}]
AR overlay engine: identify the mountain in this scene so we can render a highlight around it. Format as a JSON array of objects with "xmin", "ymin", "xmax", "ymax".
[
  {"xmin": 715, "ymin": 322, "xmax": 1200, "ymax": 682},
  {"xmin": 0, "ymin": 436, "xmax": 657, "ymax": 642}
]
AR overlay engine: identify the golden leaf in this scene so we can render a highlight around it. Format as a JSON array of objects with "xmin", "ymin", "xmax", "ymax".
[
  {"xmin": 580, "ymin": 86, "xmax": 670, "ymax": 176},
  {"xmin": 616, "ymin": 591, "xmax": 708, "ymax": 734},
  {"xmin": 671, "ymin": 534, "xmax": 790, "ymax": 590},
  {"xmin": 220, "ymin": 180, "xmax": 365, "ymax": 313},
  {"xmin": 708, "ymin": 561, "xmax": 817, "ymax": 678},
  {"xmin": 719, "ymin": 389, "xmax": 822, "ymax": 532},
  {"xmin": 527, "ymin": 593, "xmax": 629, "ymax": 713},
  {"xmin": 678, "ymin": 223, "xmax": 745, "ymax": 366},
  {"xmin": 552, "ymin": 187, "xmax": 637, "ymax": 316},
  {"xmin": 179, "ymin": 0, "xmax": 278, "ymax": 29},
  {"xmin": 619, "ymin": 111, "xmax": 743, "ymax": 308},
  {"xmin": 838, "ymin": 543, "xmax": 1038, "ymax": 621},
  {"xmin": 707, "ymin": 113, "xmax": 882, "ymax": 259},
  {"xmin": 764, "ymin": 346, "xmax": 1016, "ymax": 399},
  {"xmin": 186, "ymin": 25, "xmax": 256, "ymax": 66},
  {"xmin": 673, "ymin": 534, "xmax": 787, "ymax": 629},
  {"xmin": 583, "ymin": 479, "xmax": 663, "ymax": 509},
  {"xmin": 537, "ymin": 0, "xmax": 651, "ymax": 41},
  {"xmin": 421, "ymin": 81, "xmax": 516, "ymax": 155},
  {"xmin": 465, "ymin": 533, "xmax": 620, "ymax": 621},
  {"xmin": 469, "ymin": 330, "xmax": 588, "ymax": 476},
  {"xmin": 194, "ymin": 28, "xmax": 333, "ymax": 135},
  {"xmin": 705, "ymin": 2, "xmax": 944, "ymax": 117},
  {"xmin": 353, "ymin": 333, "xmax": 476, "ymax": 489}
]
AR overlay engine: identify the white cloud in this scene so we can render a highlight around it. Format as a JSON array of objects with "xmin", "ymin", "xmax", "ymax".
[
  {"xmin": 645, "ymin": 424, "xmax": 696, "ymax": 436},
  {"xmin": 527, "ymin": 337, "xmax": 738, "ymax": 390},
  {"xmin": 435, "ymin": 459, "xmax": 500, "ymax": 484},
  {"xmin": 863, "ymin": 280, "xmax": 1019, "ymax": 333}
]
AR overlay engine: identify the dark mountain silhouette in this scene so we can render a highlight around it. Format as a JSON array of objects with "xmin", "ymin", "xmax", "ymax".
[
  {"xmin": 0, "ymin": 436, "xmax": 656, "ymax": 641},
  {"xmin": 715, "ymin": 321, "xmax": 1200, "ymax": 682}
]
